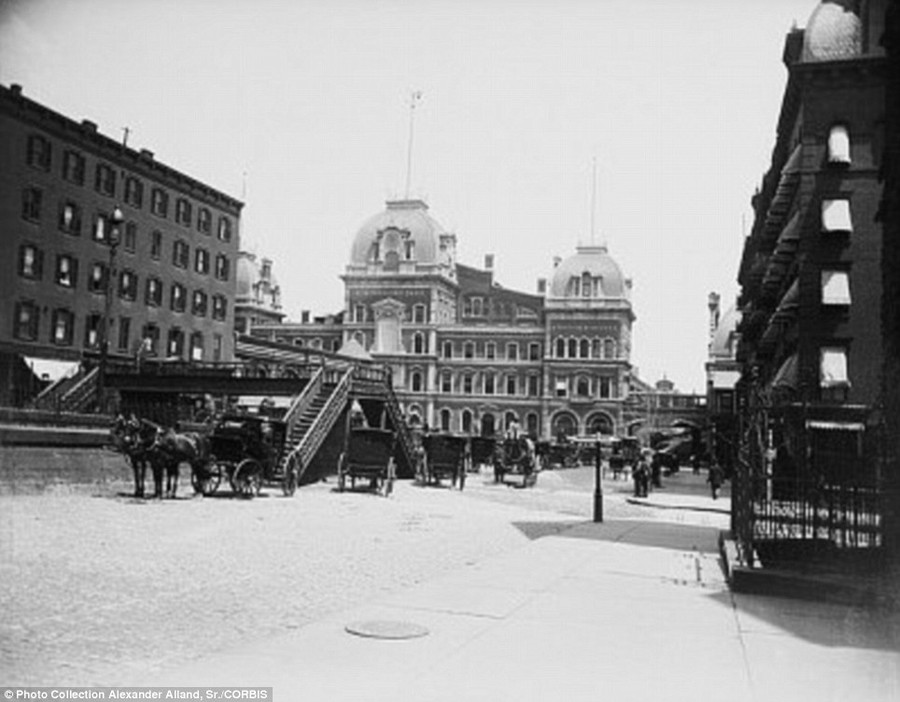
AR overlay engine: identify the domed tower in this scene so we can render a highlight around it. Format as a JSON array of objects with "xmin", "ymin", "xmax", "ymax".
[
  {"xmin": 543, "ymin": 243, "xmax": 635, "ymax": 438},
  {"xmin": 234, "ymin": 251, "xmax": 284, "ymax": 335},
  {"xmin": 342, "ymin": 199, "xmax": 459, "ymax": 357}
]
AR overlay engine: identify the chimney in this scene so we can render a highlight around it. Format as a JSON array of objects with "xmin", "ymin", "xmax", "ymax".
[
  {"xmin": 301, "ymin": 310, "xmax": 310, "ymax": 324},
  {"xmin": 484, "ymin": 254, "xmax": 494, "ymax": 270},
  {"xmin": 81, "ymin": 119, "xmax": 97, "ymax": 133},
  {"xmin": 10, "ymin": 84, "xmax": 22, "ymax": 96},
  {"xmin": 140, "ymin": 148, "xmax": 154, "ymax": 160},
  {"xmin": 537, "ymin": 278, "xmax": 547, "ymax": 295}
]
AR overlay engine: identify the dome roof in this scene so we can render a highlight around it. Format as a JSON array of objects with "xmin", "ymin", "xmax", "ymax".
[
  {"xmin": 802, "ymin": 0, "xmax": 862, "ymax": 62},
  {"xmin": 236, "ymin": 253, "xmax": 259, "ymax": 299},
  {"xmin": 549, "ymin": 245, "xmax": 627, "ymax": 299},
  {"xmin": 350, "ymin": 199, "xmax": 445, "ymax": 265},
  {"xmin": 236, "ymin": 252, "xmax": 280, "ymax": 306},
  {"xmin": 710, "ymin": 304, "xmax": 741, "ymax": 359}
]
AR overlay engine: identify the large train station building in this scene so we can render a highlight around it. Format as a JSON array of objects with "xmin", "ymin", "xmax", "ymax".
[{"xmin": 247, "ymin": 197, "xmax": 640, "ymax": 440}]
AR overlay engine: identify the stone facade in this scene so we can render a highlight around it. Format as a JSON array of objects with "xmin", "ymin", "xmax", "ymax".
[{"xmin": 251, "ymin": 198, "xmax": 636, "ymax": 440}]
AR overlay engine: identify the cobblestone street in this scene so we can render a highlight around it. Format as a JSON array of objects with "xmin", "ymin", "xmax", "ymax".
[{"xmin": 1, "ymin": 460, "xmax": 728, "ymax": 686}]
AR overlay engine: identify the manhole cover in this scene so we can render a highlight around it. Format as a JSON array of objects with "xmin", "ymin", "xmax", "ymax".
[{"xmin": 345, "ymin": 620, "xmax": 430, "ymax": 640}]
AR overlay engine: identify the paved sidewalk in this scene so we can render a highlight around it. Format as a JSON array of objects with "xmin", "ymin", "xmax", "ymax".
[{"xmin": 143, "ymin": 516, "xmax": 900, "ymax": 702}]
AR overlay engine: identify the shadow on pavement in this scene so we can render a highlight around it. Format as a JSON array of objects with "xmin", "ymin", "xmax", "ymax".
[
  {"xmin": 705, "ymin": 588, "xmax": 900, "ymax": 651},
  {"xmin": 512, "ymin": 518, "xmax": 722, "ymax": 554}
]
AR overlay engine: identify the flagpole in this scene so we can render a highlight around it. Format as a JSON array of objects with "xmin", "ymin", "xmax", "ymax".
[{"xmin": 405, "ymin": 91, "xmax": 422, "ymax": 198}]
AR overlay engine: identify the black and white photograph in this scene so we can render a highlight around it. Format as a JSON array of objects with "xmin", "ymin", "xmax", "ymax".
[{"xmin": 1, "ymin": 0, "xmax": 898, "ymax": 699}]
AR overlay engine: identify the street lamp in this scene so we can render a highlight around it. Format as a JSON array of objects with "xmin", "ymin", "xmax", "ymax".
[{"xmin": 97, "ymin": 205, "xmax": 124, "ymax": 414}]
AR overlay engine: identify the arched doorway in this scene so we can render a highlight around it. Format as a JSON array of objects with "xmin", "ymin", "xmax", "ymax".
[
  {"xmin": 586, "ymin": 412, "xmax": 614, "ymax": 436},
  {"xmin": 551, "ymin": 412, "xmax": 578, "ymax": 440},
  {"xmin": 481, "ymin": 412, "xmax": 495, "ymax": 437},
  {"xmin": 526, "ymin": 412, "xmax": 539, "ymax": 439}
]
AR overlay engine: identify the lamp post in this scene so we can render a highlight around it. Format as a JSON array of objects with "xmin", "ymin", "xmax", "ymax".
[
  {"xmin": 98, "ymin": 205, "xmax": 124, "ymax": 414},
  {"xmin": 593, "ymin": 436, "xmax": 604, "ymax": 522}
]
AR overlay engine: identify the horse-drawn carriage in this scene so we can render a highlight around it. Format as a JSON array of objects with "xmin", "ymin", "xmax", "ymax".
[
  {"xmin": 337, "ymin": 426, "xmax": 396, "ymax": 496},
  {"xmin": 494, "ymin": 436, "xmax": 538, "ymax": 487},
  {"xmin": 192, "ymin": 413, "xmax": 297, "ymax": 498},
  {"xmin": 469, "ymin": 436, "xmax": 498, "ymax": 473},
  {"xmin": 418, "ymin": 433, "xmax": 468, "ymax": 490}
]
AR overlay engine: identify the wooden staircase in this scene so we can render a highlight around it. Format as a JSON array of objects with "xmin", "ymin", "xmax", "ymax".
[
  {"xmin": 279, "ymin": 366, "xmax": 353, "ymax": 485},
  {"xmin": 32, "ymin": 366, "xmax": 99, "ymax": 413}
]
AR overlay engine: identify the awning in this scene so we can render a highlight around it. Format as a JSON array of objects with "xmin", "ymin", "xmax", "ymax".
[
  {"xmin": 23, "ymin": 356, "xmax": 80, "ymax": 382},
  {"xmin": 771, "ymin": 353, "xmax": 799, "ymax": 391},
  {"xmin": 822, "ymin": 199, "xmax": 853, "ymax": 233},
  {"xmin": 805, "ymin": 419, "xmax": 865, "ymax": 432}
]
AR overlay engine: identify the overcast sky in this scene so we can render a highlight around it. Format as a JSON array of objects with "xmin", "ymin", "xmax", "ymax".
[{"xmin": 0, "ymin": 0, "xmax": 818, "ymax": 392}]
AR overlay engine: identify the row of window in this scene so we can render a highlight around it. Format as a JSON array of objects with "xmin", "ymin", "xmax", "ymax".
[
  {"xmin": 407, "ymin": 370, "xmax": 543, "ymax": 396},
  {"xmin": 404, "ymin": 370, "xmax": 618, "ymax": 399},
  {"xmin": 461, "ymin": 296, "xmax": 538, "ymax": 319},
  {"xmin": 441, "ymin": 340, "xmax": 543, "ymax": 361},
  {"xmin": 350, "ymin": 300, "xmax": 539, "ymax": 324},
  {"xmin": 25, "ymin": 133, "xmax": 234, "ymax": 239},
  {"xmin": 17, "ymin": 244, "xmax": 229, "ymax": 316},
  {"xmin": 23, "ymin": 191, "xmax": 233, "ymax": 278},
  {"xmin": 563, "ymin": 273, "xmax": 604, "ymax": 298},
  {"xmin": 12, "ymin": 300, "xmax": 224, "ymax": 360},
  {"xmin": 430, "ymin": 408, "xmax": 541, "ymax": 435},
  {"xmin": 552, "ymin": 337, "xmax": 618, "ymax": 360}
]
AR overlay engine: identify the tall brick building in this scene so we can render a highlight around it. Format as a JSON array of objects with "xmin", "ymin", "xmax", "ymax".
[
  {"xmin": 0, "ymin": 84, "xmax": 242, "ymax": 405},
  {"xmin": 734, "ymin": 0, "xmax": 890, "ymax": 561}
]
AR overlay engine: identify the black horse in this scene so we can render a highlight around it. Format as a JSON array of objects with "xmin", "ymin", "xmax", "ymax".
[
  {"xmin": 111, "ymin": 415, "xmax": 164, "ymax": 498},
  {"xmin": 151, "ymin": 426, "xmax": 212, "ymax": 498}
]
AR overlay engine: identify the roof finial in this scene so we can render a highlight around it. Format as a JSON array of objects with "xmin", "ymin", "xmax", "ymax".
[{"xmin": 405, "ymin": 90, "xmax": 423, "ymax": 199}]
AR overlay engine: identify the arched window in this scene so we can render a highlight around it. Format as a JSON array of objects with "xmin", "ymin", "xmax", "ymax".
[
  {"xmin": 440, "ymin": 409, "xmax": 451, "ymax": 432},
  {"xmin": 604, "ymin": 338, "xmax": 616, "ymax": 359},
  {"xmin": 504, "ymin": 412, "xmax": 519, "ymax": 432},
  {"xmin": 413, "ymin": 332, "xmax": 425, "ymax": 354},
  {"xmin": 568, "ymin": 338, "xmax": 577, "ymax": 358},
  {"xmin": 582, "ymin": 272, "xmax": 592, "ymax": 297},
  {"xmin": 462, "ymin": 409, "xmax": 473, "ymax": 433},
  {"xmin": 579, "ymin": 338, "xmax": 590, "ymax": 359},
  {"xmin": 441, "ymin": 371, "xmax": 452, "ymax": 393},
  {"xmin": 591, "ymin": 338, "xmax": 601, "ymax": 358},
  {"xmin": 576, "ymin": 376, "xmax": 591, "ymax": 397},
  {"xmin": 555, "ymin": 337, "xmax": 565, "ymax": 358},
  {"xmin": 411, "ymin": 371, "xmax": 423, "ymax": 392}
]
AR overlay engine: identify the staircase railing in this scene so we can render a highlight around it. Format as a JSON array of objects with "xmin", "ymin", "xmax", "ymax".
[
  {"xmin": 60, "ymin": 367, "xmax": 99, "ymax": 414},
  {"xmin": 281, "ymin": 366, "xmax": 353, "ymax": 482},
  {"xmin": 282, "ymin": 365, "xmax": 325, "ymax": 429},
  {"xmin": 381, "ymin": 377, "xmax": 416, "ymax": 476}
]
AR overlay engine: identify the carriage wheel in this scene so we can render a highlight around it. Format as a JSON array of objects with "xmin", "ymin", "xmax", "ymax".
[
  {"xmin": 233, "ymin": 459, "xmax": 262, "ymax": 498},
  {"xmin": 281, "ymin": 455, "xmax": 299, "ymax": 497},
  {"xmin": 192, "ymin": 468, "xmax": 221, "ymax": 496}
]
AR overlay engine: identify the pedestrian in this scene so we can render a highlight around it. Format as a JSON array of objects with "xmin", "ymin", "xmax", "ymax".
[
  {"xmin": 633, "ymin": 450, "xmax": 651, "ymax": 498},
  {"xmin": 708, "ymin": 463, "xmax": 724, "ymax": 499},
  {"xmin": 650, "ymin": 450, "xmax": 662, "ymax": 488}
]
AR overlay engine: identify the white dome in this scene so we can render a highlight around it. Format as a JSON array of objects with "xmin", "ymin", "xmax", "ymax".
[
  {"xmin": 549, "ymin": 245, "xmax": 627, "ymax": 299},
  {"xmin": 802, "ymin": 0, "xmax": 862, "ymax": 62},
  {"xmin": 710, "ymin": 304, "xmax": 741, "ymax": 359},
  {"xmin": 350, "ymin": 199, "xmax": 445, "ymax": 266}
]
